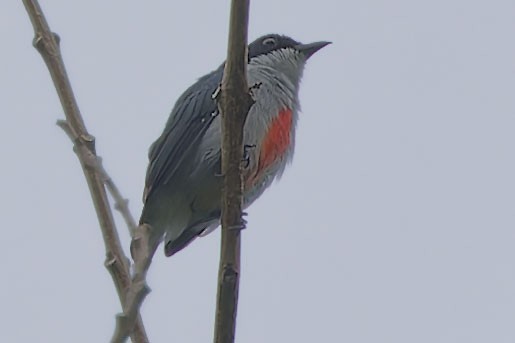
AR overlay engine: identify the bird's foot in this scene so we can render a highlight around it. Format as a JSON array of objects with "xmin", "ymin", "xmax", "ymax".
[
  {"xmin": 211, "ymin": 84, "xmax": 222, "ymax": 100},
  {"xmin": 249, "ymin": 82, "xmax": 263, "ymax": 100},
  {"xmin": 242, "ymin": 144, "xmax": 256, "ymax": 168},
  {"xmin": 228, "ymin": 213, "xmax": 248, "ymax": 231}
]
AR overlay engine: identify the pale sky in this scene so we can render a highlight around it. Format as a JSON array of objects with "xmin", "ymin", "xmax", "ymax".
[{"xmin": 2, "ymin": 1, "xmax": 515, "ymax": 342}]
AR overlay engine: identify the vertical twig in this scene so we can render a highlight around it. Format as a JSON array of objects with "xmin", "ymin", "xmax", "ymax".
[
  {"xmin": 22, "ymin": 1, "xmax": 148, "ymax": 342},
  {"xmin": 214, "ymin": 1, "xmax": 253, "ymax": 342},
  {"xmin": 111, "ymin": 224, "xmax": 157, "ymax": 343}
]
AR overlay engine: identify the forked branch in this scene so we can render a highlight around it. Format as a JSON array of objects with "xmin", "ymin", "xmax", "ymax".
[{"xmin": 22, "ymin": 1, "xmax": 148, "ymax": 342}]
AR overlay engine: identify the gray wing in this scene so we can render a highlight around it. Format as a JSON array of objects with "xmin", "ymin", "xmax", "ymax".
[{"xmin": 143, "ymin": 68, "xmax": 223, "ymax": 202}]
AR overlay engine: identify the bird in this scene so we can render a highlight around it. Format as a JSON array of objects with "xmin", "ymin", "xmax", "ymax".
[{"xmin": 140, "ymin": 34, "xmax": 330, "ymax": 257}]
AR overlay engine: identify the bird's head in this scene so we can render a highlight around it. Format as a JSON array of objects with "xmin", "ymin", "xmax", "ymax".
[{"xmin": 247, "ymin": 34, "xmax": 331, "ymax": 84}]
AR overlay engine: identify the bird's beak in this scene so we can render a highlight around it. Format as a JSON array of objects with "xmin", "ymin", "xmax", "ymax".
[{"xmin": 295, "ymin": 41, "xmax": 331, "ymax": 59}]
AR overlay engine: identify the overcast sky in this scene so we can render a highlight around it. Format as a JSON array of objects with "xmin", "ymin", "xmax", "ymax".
[{"xmin": 2, "ymin": 1, "xmax": 515, "ymax": 342}]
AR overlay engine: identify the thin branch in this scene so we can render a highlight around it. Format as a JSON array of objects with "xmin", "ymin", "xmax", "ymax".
[
  {"xmin": 107, "ymin": 176, "xmax": 138, "ymax": 237},
  {"xmin": 22, "ymin": 1, "xmax": 148, "ymax": 342},
  {"xmin": 214, "ymin": 1, "xmax": 254, "ymax": 342},
  {"xmin": 57, "ymin": 120, "xmax": 138, "ymax": 237}
]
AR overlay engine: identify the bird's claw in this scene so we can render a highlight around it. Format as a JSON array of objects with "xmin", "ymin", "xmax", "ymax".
[
  {"xmin": 249, "ymin": 82, "xmax": 262, "ymax": 100},
  {"xmin": 242, "ymin": 144, "xmax": 256, "ymax": 168},
  {"xmin": 212, "ymin": 84, "xmax": 222, "ymax": 100},
  {"xmin": 228, "ymin": 215, "xmax": 248, "ymax": 231}
]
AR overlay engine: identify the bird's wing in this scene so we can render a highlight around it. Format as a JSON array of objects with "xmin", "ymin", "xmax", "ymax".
[{"xmin": 143, "ymin": 69, "xmax": 222, "ymax": 202}]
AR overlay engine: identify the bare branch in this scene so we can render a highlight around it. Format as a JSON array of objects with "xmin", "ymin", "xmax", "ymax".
[
  {"xmin": 57, "ymin": 120, "xmax": 138, "ymax": 236},
  {"xmin": 108, "ymin": 178, "xmax": 138, "ymax": 237},
  {"xmin": 214, "ymin": 1, "xmax": 254, "ymax": 342},
  {"xmin": 22, "ymin": 1, "xmax": 148, "ymax": 342}
]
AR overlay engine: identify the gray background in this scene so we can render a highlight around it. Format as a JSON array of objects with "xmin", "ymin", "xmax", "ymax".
[{"xmin": 2, "ymin": 1, "xmax": 515, "ymax": 342}]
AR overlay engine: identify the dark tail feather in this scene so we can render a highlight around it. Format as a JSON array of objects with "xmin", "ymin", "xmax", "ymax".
[
  {"xmin": 164, "ymin": 229, "xmax": 201, "ymax": 257},
  {"xmin": 164, "ymin": 212, "xmax": 221, "ymax": 256}
]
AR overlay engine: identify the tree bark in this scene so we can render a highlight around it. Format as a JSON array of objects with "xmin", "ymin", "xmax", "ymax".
[{"xmin": 214, "ymin": 1, "xmax": 253, "ymax": 342}]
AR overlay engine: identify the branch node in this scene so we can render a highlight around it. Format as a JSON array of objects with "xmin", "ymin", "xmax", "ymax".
[
  {"xmin": 80, "ymin": 133, "xmax": 96, "ymax": 152},
  {"xmin": 80, "ymin": 133, "xmax": 95, "ymax": 143},
  {"xmin": 114, "ymin": 198, "xmax": 130, "ymax": 211},
  {"xmin": 105, "ymin": 253, "xmax": 118, "ymax": 268},
  {"xmin": 222, "ymin": 265, "xmax": 239, "ymax": 282},
  {"xmin": 32, "ymin": 35, "xmax": 43, "ymax": 49},
  {"xmin": 52, "ymin": 32, "xmax": 61, "ymax": 46}
]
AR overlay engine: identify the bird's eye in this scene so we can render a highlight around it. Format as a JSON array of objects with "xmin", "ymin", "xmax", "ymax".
[{"xmin": 262, "ymin": 37, "xmax": 276, "ymax": 46}]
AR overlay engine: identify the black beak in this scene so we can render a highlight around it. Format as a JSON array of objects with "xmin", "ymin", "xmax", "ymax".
[{"xmin": 295, "ymin": 41, "xmax": 331, "ymax": 59}]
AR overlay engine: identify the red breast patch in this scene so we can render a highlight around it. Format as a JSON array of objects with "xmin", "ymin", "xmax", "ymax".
[{"xmin": 246, "ymin": 108, "xmax": 293, "ymax": 188}]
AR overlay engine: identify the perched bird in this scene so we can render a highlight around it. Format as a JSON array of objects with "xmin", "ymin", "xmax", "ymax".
[{"xmin": 140, "ymin": 34, "xmax": 330, "ymax": 256}]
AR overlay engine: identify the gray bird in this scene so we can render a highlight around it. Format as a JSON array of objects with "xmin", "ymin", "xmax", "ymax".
[{"xmin": 140, "ymin": 34, "xmax": 330, "ymax": 256}]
